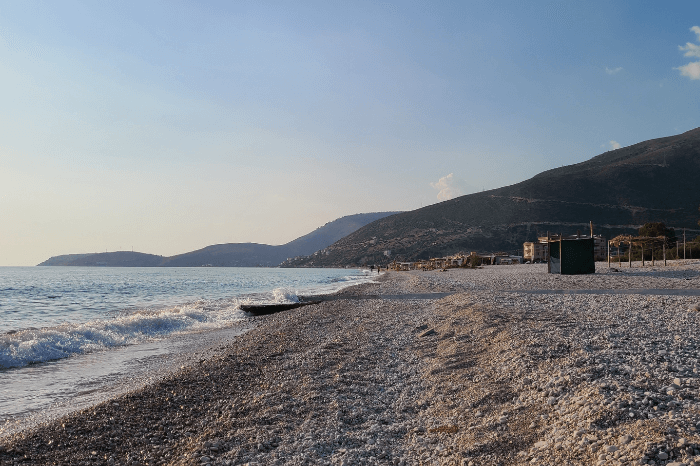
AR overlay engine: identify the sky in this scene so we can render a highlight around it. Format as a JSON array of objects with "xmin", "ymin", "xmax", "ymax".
[{"xmin": 1, "ymin": 1, "xmax": 699, "ymax": 266}]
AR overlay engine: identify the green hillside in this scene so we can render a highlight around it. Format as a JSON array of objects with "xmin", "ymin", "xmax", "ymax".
[{"xmin": 285, "ymin": 127, "xmax": 700, "ymax": 267}]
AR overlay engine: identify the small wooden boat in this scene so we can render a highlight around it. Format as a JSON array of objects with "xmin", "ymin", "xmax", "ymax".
[{"xmin": 239, "ymin": 300, "xmax": 321, "ymax": 316}]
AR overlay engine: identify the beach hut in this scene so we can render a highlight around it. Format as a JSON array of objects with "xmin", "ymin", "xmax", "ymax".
[{"xmin": 547, "ymin": 233, "xmax": 595, "ymax": 275}]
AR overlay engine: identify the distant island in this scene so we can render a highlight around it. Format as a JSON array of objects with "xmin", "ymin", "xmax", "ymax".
[{"xmin": 37, "ymin": 212, "xmax": 401, "ymax": 267}]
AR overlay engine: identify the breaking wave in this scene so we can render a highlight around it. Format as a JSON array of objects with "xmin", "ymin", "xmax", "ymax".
[
  {"xmin": 0, "ymin": 269, "xmax": 377, "ymax": 370},
  {"xmin": 0, "ymin": 300, "xmax": 247, "ymax": 370}
]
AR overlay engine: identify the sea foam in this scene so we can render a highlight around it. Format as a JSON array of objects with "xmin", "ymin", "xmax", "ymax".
[
  {"xmin": 0, "ymin": 301, "xmax": 246, "ymax": 370},
  {"xmin": 0, "ymin": 268, "xmax": 377, "ymax": 370}
]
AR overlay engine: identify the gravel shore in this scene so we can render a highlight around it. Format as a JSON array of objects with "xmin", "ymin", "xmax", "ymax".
[{"xmin": 2, "ymin": 261, "xmax": 700, "ymax": 466}]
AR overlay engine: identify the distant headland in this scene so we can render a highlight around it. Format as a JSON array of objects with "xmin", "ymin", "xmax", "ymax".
[{"xmin": 37, "ymin": 212, "xmax": 401, "ymax": 267}]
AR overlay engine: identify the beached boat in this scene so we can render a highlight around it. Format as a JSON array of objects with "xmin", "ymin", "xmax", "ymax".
[{"xmin": 239, "ymin": 300, "xmax": 321, "ymax": 316}]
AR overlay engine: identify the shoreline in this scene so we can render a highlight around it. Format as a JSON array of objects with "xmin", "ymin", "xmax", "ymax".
[
  {"xmin": 2, "ymin": 264, "xmax": 700, "ymax": 465},
  {"xmin": 0, "ymin": 324, "xmax": 254, "ymax": 439}
]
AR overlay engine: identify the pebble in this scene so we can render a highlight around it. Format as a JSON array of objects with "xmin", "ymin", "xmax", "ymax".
[{"xmin": 3, "ymin": 262, "xmax": 700, "ymax": 466}]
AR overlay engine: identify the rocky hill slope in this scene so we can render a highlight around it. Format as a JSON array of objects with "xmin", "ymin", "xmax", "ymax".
[
  {"xmin": 38, "ymin": 212, "xmax": 400, "ymax": 267},
  {"xmin": 285, "ymin": 127, "xmax": 700, "ymax": 267}
]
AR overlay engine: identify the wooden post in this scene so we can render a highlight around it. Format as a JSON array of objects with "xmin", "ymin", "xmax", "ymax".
[
  {"xmin": 652, "ymin": 246, "xmax": 655, "ymax": 266},
  {"xmin": 547, "ymin": 232, "xmax": 551, "ymax": 274},
  {"xmin": 559, "ymin": 234, "xmax": 563, "ymax": 275},
  {"xmin": 590, "ymin": 221, "xmax": 594, "ymax": 238},
  {"xmin": 642, "ymin": 244, "xmax": 645, "ymax": 266},
  {"xmin": 684, "ymin": 229, "xmax": 687, "ymax": 260},
  {"xmin": 663, "ymin": 242, "xmax": 666, "ymax": 266},
  {"xmin": 618, "ymin": 245, "xmax": 621, "ymax": 266},
  {"xmin": 629, "ymin": 242, "xmax": 632, "ymax": 268},
  {"xmin": 608, "ymin": 240, "xmax": 611, "ymax": 268}
]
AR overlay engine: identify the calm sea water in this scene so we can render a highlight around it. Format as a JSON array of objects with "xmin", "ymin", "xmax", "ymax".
[{"xmin": 0, "ymin": 266, "xmax": 375, "ymax": 432}]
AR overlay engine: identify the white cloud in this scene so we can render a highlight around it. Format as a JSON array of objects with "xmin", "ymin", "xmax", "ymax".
[
  {"xmin": 676, "ymin": 26, "xmax": 700, "ymax": 80},
  {"xmin": 609, "ymin": 140, "xmax": 622, "ymax": 150},
  {"xmin": 430, "ymin": 173, "xmax": 463, "ymax": 201},
  {"xmin": 677, "ymin": 61, "xmax": 700, "ymax": 80},
  {"xmin": 605, "ymin": 67, "xmax": 623, "ymax": 75},
  {"xmin": 679, "ymin": 42, "xmax": 700, "ymax": 58}
]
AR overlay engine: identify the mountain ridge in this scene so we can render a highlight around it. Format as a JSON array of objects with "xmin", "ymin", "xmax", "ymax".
[
  {"xmin": 284, "ymin": 127, "xmax": 700, "ymax": 267},
  {"xmin": 38, "ymin": 212, "xmax": 401, "ymax": 267}
]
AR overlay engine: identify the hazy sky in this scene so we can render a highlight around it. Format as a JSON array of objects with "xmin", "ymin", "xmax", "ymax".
[{"xmin": 1, "ymin": 1, "xmax": 699, "ymax": 265}]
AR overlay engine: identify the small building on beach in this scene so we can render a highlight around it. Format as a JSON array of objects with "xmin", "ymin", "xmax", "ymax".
[
  {"xmin": 547, "ymin": 234, "xmax": 595, "ymax": 275},
  {"xmin": 525, "ymin": 235, "xmax": 605, "ymax": 263},
  {"xmin": 523, "ymin": 242, "xmax": 549, "ymax": 262}
]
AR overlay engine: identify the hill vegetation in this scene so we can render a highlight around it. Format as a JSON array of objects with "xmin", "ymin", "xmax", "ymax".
[{"xmin": 285, "ymin": 127, "xmax": 700, "ymax": 267}]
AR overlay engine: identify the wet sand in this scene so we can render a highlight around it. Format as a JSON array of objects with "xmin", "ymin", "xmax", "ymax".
[{"xmin": 2, "ymin": 262, "xmax": 700, "ymax": 466}]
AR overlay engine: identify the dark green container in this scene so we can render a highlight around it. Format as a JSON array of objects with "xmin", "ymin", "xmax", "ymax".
[{"xmin": 549, "ymin": 238, "xmax": 595, "ymax": 274}]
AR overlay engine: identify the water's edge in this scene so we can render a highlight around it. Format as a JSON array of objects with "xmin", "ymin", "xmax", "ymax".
[{"xmin": 0, "ymin": 268, "xmax": 378, "ymax": 437}]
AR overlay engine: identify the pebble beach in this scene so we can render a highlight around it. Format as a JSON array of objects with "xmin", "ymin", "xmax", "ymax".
[{"xmin": 2, "ymin": 261, "xmax": 700, "ymax": 466}]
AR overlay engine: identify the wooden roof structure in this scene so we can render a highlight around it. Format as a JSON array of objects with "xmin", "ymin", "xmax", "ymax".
[
  {"xmin": 607, "ymin": 234, "xmax": 671, "ymax": 267},
  {"xmin": 608, "ymin": 235, "xmax": 668, "ymax": 247}
]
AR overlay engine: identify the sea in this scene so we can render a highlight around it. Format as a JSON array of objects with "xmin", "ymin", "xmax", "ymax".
[{"xmin": 0, "ymin": 266, "xmax": 376, "ymax": 436}]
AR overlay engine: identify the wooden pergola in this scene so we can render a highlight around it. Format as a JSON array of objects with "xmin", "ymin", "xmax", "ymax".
[{"xmin": 607, "ymin": 235, "xmax": 669, "ymax": 267}]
